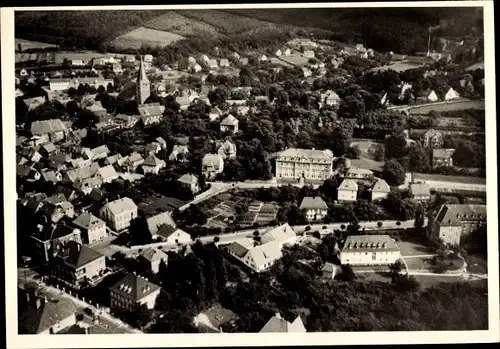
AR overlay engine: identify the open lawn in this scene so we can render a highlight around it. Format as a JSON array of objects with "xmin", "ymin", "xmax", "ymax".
[
  {"xmin": 397, "ymin": 240, "xmax": 435, "ymax": 256},
  {"xmin": 16, "ymin": 38, "xmax": 58, "ymax": 51},
  {"xmin": 269, "ymin": 57, "xmax": 295, "ymax": 68},
  {"xmin": 409, "ymin": 99, "xmax": 485, "ymax": 114},
  {"xmin": 278, "ymin": 54, "xmax": 309, "ymax": 67},
  {"xmin": 144, "ymin": 11, "xmax": 219, "ymax": 37},
  {"xmin": 177, "ymin": 9, "xmax": 274, "ymax": 34},
  {"xmin": 356, "ymin": 272, "xmax": 392, "ymax": 283},
  {"xmin": 412, "ymin": 275, "xmax": 465, "ymax": 289},
  {"xmin": 465, "ymin": 255, "xmax": 488, "ymax": 274},
  {"xmin": 404, "ymin": 256, "xmax": 434, "ymax": 270},
  {"xmin": 138, "ymin": 195, "xmax": 187, "ymax": 216},
  {"xmin": 370, "ymin": 62, "xmax": 424, "ymax": 72},
  {"xmin": 412, "ymin": 173, "xmax": 486, "ymax": 185},
  {"xmin": 350, "ymin": 140, "xmax": 380, "ymax": 160},
  {"xmin": 111, "ymin": 27, "xmax": 185, "ymax": 50}
]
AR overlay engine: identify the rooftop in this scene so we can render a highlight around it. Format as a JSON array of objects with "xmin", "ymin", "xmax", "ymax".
[
  {"xmin": 433, "ymin": 204, "xmax": 487, "ymax": 226},
  {"xmin": 277, "ymin": 148, "xmax": 333, "ymax": 161},
  {"xmin": 72, "ymin": 212, "xmax": 105, "ymax": 230},
  {"xmin": 299, "ymin": 196, "xmax": 328, "ymax": 210},
  {"xmin": 59, "ymin": 240, "xmax": 104, "ymax": 268},
  {"xmin": 410, "ymin": 183, "xmax": 431, "ymax": 196},
  {"xmin": 147, "ymin": 211, "xmax": 176, "ymax": 236},
  {"xmin": 101, "ymin": 197, "xmax": 137, "ymax": 216},
  {"xmin": 109, "ymin": 274, "xmax": 160, "ymax": 301},
  {"xmin": 260, "ymin": 314, "xmax": 306, "ymax": 333},
  {"xmin": 341, "ymin": 235, "xmax": 399, "ymax": 253}
]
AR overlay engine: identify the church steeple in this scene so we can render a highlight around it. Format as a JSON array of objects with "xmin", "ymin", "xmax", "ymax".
[{"xmin": 136, "ymin": 57, "xmax": 150, "ymax": 104}]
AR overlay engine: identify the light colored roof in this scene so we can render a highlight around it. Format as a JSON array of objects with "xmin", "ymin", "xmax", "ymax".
[
  {"xmin": 73, "ymin": 176, "xmax": 103, "ymax": 191},
  {"xmin": 97, "ymin": 165, "xmax": 118, "ymax": 180},
  {"xmin": 218, "ymin": 140, "xmax": 236, "ymax": 152},
  {"xmin": 30, "ymin": 119, "xmax": 67, "ymax": 135},
  {"xmin": 432, "ymin": 204, "xmax": 487, "ymax": 226},
  {"xmin": 73, "ymin": 212, "xmax": 105, "ymax": 230},
  {"xmin": 202, "ymin": 153, "xmax": 223, "ymax": 167},
  {"xmin": 147, "ymin": 211, "xmax": 176, "ymax": 235},
  {"xmin": 139, "ymin": 247, "xmax": 168, "ymax": 264},
  {"xmin": 300, "ymin": 196, "xmax": 328, "ymax": 210},
  {"xmin": 138, "ymin": 103, "xmax": 164, "ymax": 117},
  {"xmin": 220, "ymin": 114, "xmax": 238, "ymax": 126},
  {"xmin": 65, "ymin": 163, "xmax": 100, "ymax": 182},
  {"xmin": 176, "ymin": 95, "xmax": 191, "ymax": 106},
  {"xmin": 321, "ymin": 262, "xmax": 341, "ymax": 273},
  {"xmin": 433, "ymin": 148, "xmax": 455, "ymax": 158},
  {"xmin": 105, "ymin": 154, "xmax": 122, "ymax": 165},
  {"xmin": 345, "ymin": 167, "xmax": 373, "ymax": 177},
  {"xmin": 410, "ymin": 183, "xmax": 431, "ymax": 196},
  {"xmin": 424, "ymin": 128, "xmax": 441, "ymax": 138},
  {"xmin": 260, "ymin": 315, "xmax": 306, "ymax": 333},
  {"xmin": 326, "ymin": 91, "xmax": 340, "ymax": 100},
  {"xmin": 143, "ymin": 154, "xmax": 165, "ymax": 167},
  {"xmin": 372, "ymin": 179, "xmax": 390, "ymax": 193},
  {"xmin": 277, "ymin": 148, "xmax": 333, "ymax": 161},
  {"xmin": 342, "ymin": 235, "xmax": 399, "ymax": 253},
  {"xmin": 128, "ymin": 152, "xmax": 144, "ymax": 163},
  {"xmin": 109, "ymin": 274, "xmax": 160, "ymax": 301},
  {"xmin": 338, "ymin": 178, "xmax": 358, "ymax": 191},
  {"xmin": 261, "ymin": 223, "xmax": 296, "ymax": 245},
  {"xmin": 171, "ymin": 145, "xmax": 189, "ymax": 155},
  {"xmin": 155, "ymin": 137, "xmax": 167, "ymax": 145},
  {"xmin": 101, "ymin": 197, "xmax": 137, "ymax": 216},
  {"xmin": 247, "ymin": 240, "xmax": 282, "ymax": 268},
  {"xmin": 41, "ymin": 142, "xmax": 56, "ymax": 153},
  {"xmin": 177, "ymin": 174, "xmax": 198, "ymax": 185}
]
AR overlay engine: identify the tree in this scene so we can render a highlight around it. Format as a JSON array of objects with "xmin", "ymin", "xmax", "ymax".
[
  {"xmin": 129, "ymin": 216, "xmax": 152, "ymax": 246},
  {"xmin": 407, "ymin": 142, "xmax": 430, "ymax": 172},
  {"xmin": 382, "ymin": 159, "xmax": 406, "ymax": 186},
  {"xmin": 346, "ymin": 145, "xmax": 361, "ymax": 159},
  {"xmin": 339, "ymin": 264, "xmax": 356, "ymax": 282},
  {"xmin": 372, "ymin": 143, "xmax": 385, "ymax": 161},
  {"xmin": 329, "ymin": 125, "xmax": 353, "ymax": 157},
  {"xmin": 377, "ymin": 221, "xmax": 383, "ymax": 228},
  {"xmin": 384, "ymin": 133, "xmax": 408, "ymax": 159}
]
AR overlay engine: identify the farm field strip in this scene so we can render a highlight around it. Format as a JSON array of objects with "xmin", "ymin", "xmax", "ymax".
[
  {"xmin": 409, "ymin": 100, "xmax": 485, "ymax": 114},
  {"xmin": 143, "ymin": 11, "xmax": 219, "ymax": 37},
  {"xmin": 111, "ymin": 27, "xmax": 186, "ymax": 49}
]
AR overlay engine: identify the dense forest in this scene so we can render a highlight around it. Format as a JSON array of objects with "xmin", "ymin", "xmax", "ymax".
[{"xmin": 15, "ymin": 7, "xmax": 483, "ymax": 54}]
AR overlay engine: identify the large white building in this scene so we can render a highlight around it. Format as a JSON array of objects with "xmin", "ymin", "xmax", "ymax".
[
  {"xmin": 275, "ymin": 148, "xmax": 333, "ymax": 181},
  {"xmin": 49, "ymin": 77, "xmax": 114, "ymax": 92},
  {"xmin": 340, "ymin": 235, "xmax": 401, "ymax": 266},
  {"xmin": 99, "ymin": 197, "xmax": 138, "ymax": 232}
]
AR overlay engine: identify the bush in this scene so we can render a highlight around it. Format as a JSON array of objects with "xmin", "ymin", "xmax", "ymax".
[
  {"xmin": 214, "ymin": 236, "xmax": 220, "ymax": 243},
  {"xmin": 305, "ymin": 225, "xmax": 311, "ymax": 231}
]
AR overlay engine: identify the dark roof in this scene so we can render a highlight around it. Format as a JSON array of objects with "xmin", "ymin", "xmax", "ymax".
[
  {"xmin": 225, "ymin": 241, "xmax": 249, "ymax": 257},
  {"xmin": 33, "ymin": 224, "xmax": 79, "ymax": 242},
  {"xmin": 156, "ymin": 224, "xmax": 177, "ymax": 239},
  {"xmin": 109, "ymin": 274, "xmax": 160, "ymax": 301},
  {"xmin": 30, "ymin": 119, "xmax": 67, "ymax": 135},
  {"xmin": 60, "ymin": 241, "xmax": 104, "ymax": 268},
  {"xmin": 18, "ymin": 288, "xmax": 78, "ymax": 334},
  {"xmin": 433, "ymin": 204, "xmax": 487, "ymax": 226}
]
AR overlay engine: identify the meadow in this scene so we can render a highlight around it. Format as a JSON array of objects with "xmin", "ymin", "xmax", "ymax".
[{"xmin": 111, "ymin": 27, "xmax": 186, "ymax": 50}]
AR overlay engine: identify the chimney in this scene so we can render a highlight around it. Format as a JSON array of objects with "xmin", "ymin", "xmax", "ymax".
[
  {"xmin": 18, "ymin": 43, "xmax": 22, "ymax": 53},
  {"xmin": 26, "ymin": 292, "xmax": 30, "ymax": 303},
  {"xmin": 275, "ymin": 313, "xmax": 281, "ymax": 320},
  {"xmin": 36, "ymin": 298, "xmax": 42, "ymax": 309},
  {"xmin": 77, "ymin": 243, "xmax": 81, "ymax": 252},
  {"xmin": 44, "ymin": 296, "xmax": 48, "ymax": 303}
]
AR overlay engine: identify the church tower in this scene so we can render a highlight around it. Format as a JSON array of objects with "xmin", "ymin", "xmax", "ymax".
[{"xmin": 136, "ymin": 58, "xmax": 150, "ymax": 104}]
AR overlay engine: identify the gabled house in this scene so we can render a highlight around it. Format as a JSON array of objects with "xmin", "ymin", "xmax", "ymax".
[
  {"xmin": 444, "ymin": 87, "xmax": 460, "ymax": 100},
  {"xmin": 96, "ymin": 165, "xmax": 119, "ymax": 183},
  {"xmin": 258, "ymin": 54, "xmax": 268, "ymax": 62},
  {"xmin": 73, "ymin": 177, "xmax": 103, "ymax": 195},
  {"xmin": 324, "ymin": 91, "xmax": 341, "ymax": 106},
  {"xmin": 155, "ymin": 137, "xmax": 167, "ymax": 150},
  {"xmin": 207, "ymin": 59, "xmax": 218, "ymax": 69},
  {"xmin": 169, "ymin": 145, "xmax": 189, "ymax": 162},
  {"xmin": 52, "ymin": 241, "xmax": 106, "ymax": 288},
  {"xmin": 145, "ymin": 142, "xmax": 162, "ymax": 155},
  {"xmin": 321, "ymin": 262, "xmax": 342, "ymax": 279},
  {"xmin": 40, "ymin": 169, "xmax": 63, "ymax": 184},
  {"xmin": 340, "ymin": 235, "xmax": 401, "ymax": 265},
  {"xmin": 426, "ymin": 90, "xmax": 439, "ymax": 102},
  {"xmin": 409, "ymin": 183, "xmax": 431, "ymax": 201},
  {"xmin": 423, "ymin": 129, "xmax": 444, "ymax": 149},
  {"xmin": 99, "ymin": 197, "xmax": 138, "ymax": 231},
  {"xmin": 104, "ymin": 154, "xmax": 123, "ymax": 166},
  {"xmin": 30, "ymin": 119, "xmax": 68, "ymax": 143},
  {"xmin": 156, "ymin": 225, "xmax": 192, "ymax": 245},
  {"xmin": 176, "ymin": 95, "xmax": 192, "ymax": 111},
  {"xmin": 432, "ymin": 148, "xmax": 455, "ymax": 167},
  {"xmin": 109, "ymin": 274, "xmax": 161, "ymax": 312},
  {"xmin": 18, "ymin": 287, "xmax": 78, "ymax": 334},
  {"xmin": 127, "ymin": 152, "xmax": 145, "ymax": 172},
  {"xmin": 146, "ymin": 211, "xmax": 176, "ymax": 239},
  {"xmin": 426, "ymin": 204, "xmax": 487, "ymax": 246},
  {"xmin": 142, "ymin": 154, "xmax": 166, "ymax": 175},
  {"xmin": 115, "ymin": 114, "xmax": 139, "ymax": 129},
  {"xmin": 190, "ymin": 63, "xmax": 202, "ymax": 73},
  {"xmin": 177, "ymin": 174, "xmax": 200, "ymax": 195},
  {"xmin": 261, "ymin": 223, "xmax": 297, "ymax": 249},
  {"xmin": 90, "ymin": 145, "xmax": 111, "ymax": 161},
  {"xmin": 73, "ymin": 212, "xmax": 107, "ymax": 244},
  {"xmin": 202, "ymin": 154, "xmax": 224, "ymax": 180},
  {"xmin": 138, "ymin": 247, "xmax": 168, "ymax": 273},
  {"xmin": 302, "ymin": 67, "xmax": 312, "ymax": 78},
  {"xmin": 17, "ymin": 164, "xmax": 41, "ymax": 182},
  {"xmin": 138, "ymin": 103, "xmax": 164, "ymax": 126},
  {"xmin": 299, "ymin": 196, "xmax": 329, "ymax": 222},
  {"xmin": 371, "ymin": 179, "xmax": 391, "ymax": 201},
  {"xmin": 344, "ymin": 167, "xmax": 374, "ymax": 181},
  {"xmin": 260, "ymin": 313, "xmax": 306, "ymax": 333},
  {"xmin": 32, "ymin": 224, "xmax": 83, "ymax": 262},
  {"xmin": 338, "ymin": 179, "xmax": 358, "ymax": 202},
  {"xmin": 64, "ymin": 163, "xmax": 100, "ymax": 184},
  {"xmin": 39, "ymin": 194, "xmax": 75, "ymax": 223},
  {"xmin": 219, "ymin": 59, "xmax": 230, "ymax": 67},
  {"xmin": 217, "ymin": 140, "xmax": 237, "ymax": 159},
  {"xmin": 220, "ymin": 114, "xmax": 239, "ymax": 134},
  {"xmin": 209, "ymin": 107, "xmax": 224, "ymax": 122},
  {"xmin": 303, "ymin": 50, "xmax": 315, "ymax": 58}
]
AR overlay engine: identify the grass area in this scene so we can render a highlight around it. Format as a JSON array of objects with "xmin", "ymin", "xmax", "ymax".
[
  {"xmin": 16, "ymin": 38, "xmax": 58, "ymax": 51},
  {"xmin": 278, "ymin": 55, "xmax": 309, "ymax": 67},
  {"xmin": 269, "ymin": 57, "xmax": 295, "ymax": 67},
  {"xmin": 144, "ymin": 11, "xmax": 219, "ymax": 37},
  {"xmin": 404, "ymin": 257, "xmax": 434, "ymax": 270},
  {"xmin": 177, "ymin": 9, "xmax": 275, "ymax": 34},
  {"xmin": 370, "ymin": 62, "xmax": 424, "ymax": 72},
  {"xmin": 111, "ymin": 27, "xmax": 185, "ymax": 50},
  {"xmin": 397, "ymin": 240, "xmax": 435, "ymax": 256},
  {"xmin": 465, "ymin": 254, "xmax": 488, "ymax": 274},
  {"xmin": 356, "ymin": 272, "xmax": 392, "ymax": 283},
  {"xmin": 138, "ymin": 194, "xmax": 187, "ymax": 217},
  {"xmin": 412, "ymin": 274, "xmax": 464, "ymax": 288},
  {"xmin": 409, "ymin": 100, "xmax": 485, "ymax": 114},
  {"xmin": 412, "ymin": 173, "xmax": 486, "ymax": 184}
]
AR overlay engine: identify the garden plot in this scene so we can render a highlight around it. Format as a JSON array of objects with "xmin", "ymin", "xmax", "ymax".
[{"xmin": 111, "ymin": 27, "xmax": 185, "ymax": 50}]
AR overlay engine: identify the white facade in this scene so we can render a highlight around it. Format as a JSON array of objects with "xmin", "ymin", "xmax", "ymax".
[
  {"xmin": 338, "ymin": 189, "xmax": 357, "ymax": 202},
  {"xmin": 340, "ymin": 250, "xmax": 400, "ymax": 265},
  {"xmin": 99, "ymin": 198, "xmax": 138, "ymax": 231},
  {"xmin": 340, "ymin": 235, "xmax": 401, "ymax": 266},
  {"xmin": 275, "ymin": 148, "xmax": 333, "ymax": 181},
  {"xmin": 304, "ymin": 208, "xmax": 328, "ymax": 221}
]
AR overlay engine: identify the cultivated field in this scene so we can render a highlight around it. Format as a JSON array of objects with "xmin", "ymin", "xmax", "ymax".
[
  {"xmin": 370, "ymin": 62, "xmax": 425, "ymax": 72},
  {"xmin": 269, "ymin": 57, "xmax": 295, "ymax": 68},
  {"xmin": 278, "ymin": 54, "xmax": 310, "ymax": 67},
  {"xmin": 144, "ymin": 11, "xmax": 219, "ymax": 37},
  {"xmin": 177, "ymin": 9, "xmax": 274, "ymax": 34},
  {"xmin": 15, "ymin": 38, "xmax": 58, "ymax": 51},
  {"xmin": 350, "ymin": 140, "xmax": 380, "ymax": 160},
  {"xmin": 409, "ymin": 99, "xmax": 485, "ymax": 114},
  {"xmin": 111, "ymin": 27, "xmax": 185, "ymax": 50},
  {"xmin": 138, "ymin": 194, "xmax": 187, "ymax": 217},
  {"xmin": 412, "ymin": 173, "xmax": 486, "ymax": 185}
]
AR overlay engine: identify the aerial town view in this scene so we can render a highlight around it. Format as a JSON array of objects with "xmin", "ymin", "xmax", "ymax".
[{"xmin": 13, "ymin": 5, "xmax": 491, "ymax": 336}]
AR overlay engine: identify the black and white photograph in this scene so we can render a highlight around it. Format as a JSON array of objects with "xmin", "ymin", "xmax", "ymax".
[{"xmin": 3, "ymin": 1, "xmax": 499, "ymax": 347}]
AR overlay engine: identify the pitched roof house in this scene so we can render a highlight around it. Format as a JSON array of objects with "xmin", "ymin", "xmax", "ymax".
[
  {"xmin": 169, "ymin": 145, "xmax": 189, "ymax": 161},
  {"xmin": 432, "ymin": 148, "xmax": 455, "ymax": 167},
  {"xmin": 337, "ymin": 179, "xmax": 358, "ymax": 202},
  {"xmin": 202, "ymin": 154, "xmax": 224, "ymax": 180},
  {"xmin": 410, "ymin": 183, "xmax": 431, "ymax": 201},
  {"xmin": 260, "ymin": 313, "xmax": 306, "ymax": 333},
  {"xmin": 220, "ymin": 114, "xmax": 239, "ymax": 134},
  {"xmin": 72, "ymin": 212, "xmax": 107, "ymax": 244},
  {"xmin": 96, "ymin": 164, "xmax": 119, "ymax": 183},
  {"xmin": 147, "ymin": 211, "xmax": 176, "ymax": 238},
  {"xmin": 18, "ymin": 288, "xmax": 78, "ymax": 334},
  {"xmin": 299, "ymin": 196, "xmax": 329, "ymax": 222},
  {"xmin": 177, "ymin": 174, "xmax": 200, "ymax": 194},
  {"xmin": 371, "ymin": 179, "xmax": 391, "ymax": 201},
  {"xmin": 139, "ymin": 247, "xmax": 168, "ymax": 273},
  {"xmin": 142, "ymin": 154, "xmax": 166, "ymax": 175},
  {"xmin": 217, "ymin": 140, "xmax": 237, "ymax": 159},
  {"xmin": 109, "ymin": 274, "xmax": 161, "ymax": 311}
]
